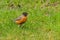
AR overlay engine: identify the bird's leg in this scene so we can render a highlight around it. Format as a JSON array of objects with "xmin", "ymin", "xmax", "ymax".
[
  {"xmin": 18, "ymin": 24, "xmax": 25, "ymax": 28},
  {"xmin": 18, "ymin": 25, "xmax": 20, "ymax": 27},
  {"xmin": 20, "ymin": 24, "xmax": 22, "ymax": 27},
  {"xmin": 18, "ymin": 24, "xmax": 22, "ymax": 27},
  {"xmin": 20, "ymin": 24, "xmax": 25, "ymax": 28}
]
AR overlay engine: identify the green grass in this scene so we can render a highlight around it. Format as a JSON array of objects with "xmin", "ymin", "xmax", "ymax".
[{"xmin": 0, "ymin": 0, "xmax": 60, "ymax": 40}]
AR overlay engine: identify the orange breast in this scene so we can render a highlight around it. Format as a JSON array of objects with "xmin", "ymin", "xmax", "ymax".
[{"xmin": 15, "ymin": 17, "xmax": 27, "ymax": 24}]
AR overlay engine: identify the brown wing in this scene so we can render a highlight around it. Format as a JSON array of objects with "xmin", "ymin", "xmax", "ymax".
[
  {"xmin": 15, "ymin": 16, "xmax": 27, "ymax": 24},
  {"xmin": 15, "ymin": 15, "xmax": 23, "ymax": 21}
]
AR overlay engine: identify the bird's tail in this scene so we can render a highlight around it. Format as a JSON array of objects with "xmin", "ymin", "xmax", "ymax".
[{"xmin": 10, "ymin": 18, "xmax": 16, "ymax": 23}]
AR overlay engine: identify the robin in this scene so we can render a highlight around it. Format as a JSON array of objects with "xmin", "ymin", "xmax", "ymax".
[{"xmin": 15, "ymin": 12, "xmax": 28, "ymax": 27}]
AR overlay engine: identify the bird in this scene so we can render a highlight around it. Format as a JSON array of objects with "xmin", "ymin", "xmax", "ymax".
[{"xmin": 15, "ymin": 12, "xmax": 28, "ymax": 27}]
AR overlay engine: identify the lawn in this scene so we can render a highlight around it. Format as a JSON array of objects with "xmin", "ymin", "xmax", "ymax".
[{"xmin": 0, "ymin": 0, "xmax": 60, "ymax": 40}]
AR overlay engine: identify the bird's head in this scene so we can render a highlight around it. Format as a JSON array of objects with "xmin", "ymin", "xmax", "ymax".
[{"xmin": 22, "ymin": 12, "xmax": 28, "ymax": 16}]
